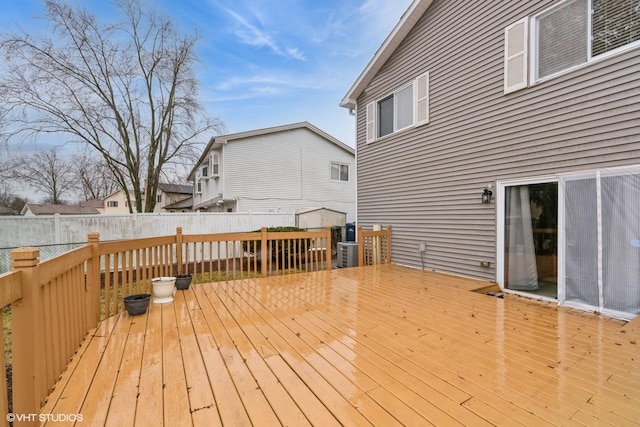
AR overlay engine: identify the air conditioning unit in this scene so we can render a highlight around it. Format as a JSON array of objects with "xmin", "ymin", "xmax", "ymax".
[{"xmin": 337, "ymin": 242, "xmax": 358, "ymax": 268}]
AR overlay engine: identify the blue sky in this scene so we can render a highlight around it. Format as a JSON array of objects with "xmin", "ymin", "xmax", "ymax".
[{"xmin": 0, "ymin": 0, "xmax": 413, "ymax": 147}]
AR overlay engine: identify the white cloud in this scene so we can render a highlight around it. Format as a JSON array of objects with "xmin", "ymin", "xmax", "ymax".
[
  {"xmin": 221, "ymin": 5, "xmax": 306, "ymax": 61},
  {"xmin": 286, "ymin": 47, "xmax": 306, "ymax": 61}
]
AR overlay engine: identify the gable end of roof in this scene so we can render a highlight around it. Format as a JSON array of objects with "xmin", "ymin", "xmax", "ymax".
[{"xmin": 340, "ymin": 0, "xmax": 434, "ymax": 110}]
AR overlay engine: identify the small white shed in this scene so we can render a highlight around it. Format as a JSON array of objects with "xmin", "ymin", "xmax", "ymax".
[{"xmin": 295, "ymin": 207, "xmax": 346, "ymax": 230}]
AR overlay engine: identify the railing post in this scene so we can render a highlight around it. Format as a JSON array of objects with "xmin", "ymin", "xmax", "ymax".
[
  {"xmin": 261, "ymin": 227, "xmax": 268, "ymax": 278},
  {"xmin": 357, "ymin": 226, "xmax": 364, "ymax": 267},
  {"xmin": 325, "ymin": 227, "xmax": 332, "ymax": 271},
  {"xmin": 385, "ymin": 225, "xmax": 392, "ymax": 263},
  {"xmin": 86, "ymin": 233, "xmax": 101, "ymax": 326},
  {"xmin": 176, "ymin": 227, "xmax": 183, "ymax": 275},
  {"xmin": 11, "ymin": 247, "xmax": 45, "ymax": 426}
]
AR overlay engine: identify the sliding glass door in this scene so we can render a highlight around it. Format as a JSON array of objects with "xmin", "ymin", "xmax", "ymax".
[
  {"xmin": 503, "ymin": 182, "xmax": 558, "ymax": 298},
  {"xmin": 565, "ymin": 172, "xmax": 640, "ymax": 316},
  {"xmin": 499, "ymin": 168, "xmax": 640, "ymax": 318}
]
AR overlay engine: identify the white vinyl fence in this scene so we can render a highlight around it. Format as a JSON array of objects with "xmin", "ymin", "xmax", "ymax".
[{"xmin": 0, "ymin": 212, "xmax": 295, "ymax": 273}]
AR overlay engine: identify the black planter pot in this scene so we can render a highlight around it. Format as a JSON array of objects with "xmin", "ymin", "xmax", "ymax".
[
  {"xmin": 175, "ymin": 274, "xmax": 192, "ymax": 290},
  {"xmin": 123, "ymin": 293, "xmax": 152, "ymax": 316}
]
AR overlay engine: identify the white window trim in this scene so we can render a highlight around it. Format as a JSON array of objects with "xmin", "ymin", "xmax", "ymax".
[
  {"xmin": 497, "ymin": 165, "xmax": 640, "ymax": 320},
  {"xmin": 529, "ymin": 0, "xmax": 640, "ymax": 85},
  {"xmin": 365, "ymin": 72, "xmax": 430, "ymax": 143},
  {"xmin": 330, "ymin": 162, "xmax": 350, "ymax": 182},
  {"xmin": 393, "ymin": 82, "xmax": 415, "ymax": 134},
  {"xmin": 531, "ymin": 38, "xmax": 640, "ymax": 85},
  {"xmin": 211, "ymin": 152, "xmax": 220, "ymax": 177},
  {"xmin": 496, "ymin": 175, "xmax": 561, "ymax": 295}
]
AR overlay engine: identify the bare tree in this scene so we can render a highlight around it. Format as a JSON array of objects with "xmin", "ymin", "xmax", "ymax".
[
  {"xmin": 0, "ymin": 185, "xmax": 28, "ymax": 214},
  {"xmin": 71, "ymin": 150, "xmax": 120, "ymax": 200},
  {"xmin": 0, "ymin": 0, "xmax": 223, "ymax": 212},
  {"xmin": 11, "ymin": 148, "xmax": 75, "ymax": 204}
]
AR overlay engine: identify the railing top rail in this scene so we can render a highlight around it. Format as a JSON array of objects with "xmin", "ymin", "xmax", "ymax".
[
  {"xmin": 0, "ymin": 270, "xmax": 23, "ymax": 307},
  {"xmin": 182, "ymin": 231, "xmax": 262, "ymax": 243},
  {"xmin": 360, "ymin": 227, "xmax": 390, "ymax": 236},
  {"xmin": 170, "ymin": 230, "xmax": 329, "ymax": 245},
  {"xmin": 38, "ymin": 245, "xmax": 93, "ymax": 281},
  {"xmin": 360, "ymin": 229, "xmax": 389, "ymax": 236},
  {"xmin": 97, "ymin": 235, "xmax": 176, "ymax": 255},
  {"xmin": 266, "ymin": 230, "xmax": 328, "ymax": 239}
]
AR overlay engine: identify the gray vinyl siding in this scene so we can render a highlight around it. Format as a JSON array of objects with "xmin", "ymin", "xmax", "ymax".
[{"xmin": 355, "ymin": 0, "xmax": 640, "ymax": 280}]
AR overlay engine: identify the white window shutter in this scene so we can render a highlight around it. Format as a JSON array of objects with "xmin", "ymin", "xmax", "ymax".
[
  {"xmin": 365, "ymin": 102, "xmax": 376, "ymax": 143},
  {"xmin": 415, "ymin": 72, "xmax": 429, "ymax": 126},
  {"xmin": 504, "ymin": 17, "xmax": 528, "ymax": 94}
]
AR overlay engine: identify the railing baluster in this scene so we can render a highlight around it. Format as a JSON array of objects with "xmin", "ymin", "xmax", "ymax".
[
  {"xmin": 128, "ymin": 250, "xmax": 133, "ymax": 296},
  {"xmin": 116, "ymin": 252, "xmax": 123, "ymax": 313},
  {"xmin": 233, "ymin": 241, "xmax": 238, "ymax": 279},
  {"xmin": 43, "ymin": 281, "xmax": 55, "ymax": 394},
  {"xmin": 238, "ymin": 241, "xmax": 243, "ymax": 278},
  {"xmin": 104, "ymin": 253, "xmax": 112, "ymax": 318}
]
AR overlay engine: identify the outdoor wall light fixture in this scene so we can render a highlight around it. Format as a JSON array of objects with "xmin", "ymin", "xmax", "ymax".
[{"xmin": 482, "ymin": 186, "xmax": 493, "ymax": 204}]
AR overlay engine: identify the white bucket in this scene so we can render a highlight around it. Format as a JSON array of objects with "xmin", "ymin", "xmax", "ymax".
[{"xmin": 151, "ymin": 276, "xmax": 176, "ymax": 303}]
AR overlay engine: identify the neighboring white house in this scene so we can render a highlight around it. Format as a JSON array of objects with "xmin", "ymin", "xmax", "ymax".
[
  {"xmin": 100, "ymin": 184, "xmax": 192, "ymax": 214},
  {"xmin": 188, "ymin": 122, "xmax": 356, "ymax": 221},
  {"xmin": 102, "ymin": 190, "xmax": 134, "ymax": 214}
]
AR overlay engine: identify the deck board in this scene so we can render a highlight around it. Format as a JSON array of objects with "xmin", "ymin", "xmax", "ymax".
[
  {"xmin": 134, "ymin": 295, "xmax": 164, "ymax": 427},
  {"xmin": 40, "ymin": 264, "xmax": 640, "ymax": 426},
  {"xmin": 105, "ymin": 310, "xmax": 147, "ymax": 426},
  {"xmin": 173, "ymin": 291, "xmax": 220, "ymax": 426}
]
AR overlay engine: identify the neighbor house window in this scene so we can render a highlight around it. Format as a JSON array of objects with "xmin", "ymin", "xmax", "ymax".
[
  {"xmin": 202, "ymin": 166, "xmax": 208, "ymax": 177},
  {"xmin": 212, "ymin": 152, "xmax": 219, "ymax": 175},
  {"xmin": 107, "ymin": 201, "xmax": 118, "ymax": 208},
  {"xmin": 366, "ymin": 72, "xmax": 429, "ymax": 143},
  {"xmin": 331, "ymin": 162, "xmax": 349, "ymax": 182},
  {"xmin": 197, "ymin": 181, "xmax": 202, "ymax": 193},
  {"xmin": 157, "ymin": 195, "xmax": 162, "ymax": 203}
]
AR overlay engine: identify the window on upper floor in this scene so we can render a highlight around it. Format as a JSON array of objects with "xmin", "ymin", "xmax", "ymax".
[
  {"xmin": 366, "ymin": 72, "xmax": 429, "ymax": 143},
  {"xmin": 196, "ymin": 181, "xmax": 202, "ymax": 193},
  {"xmin": 202, "ymin": 165, "xmax": 208, "ymax": 177},
  {"xmin": 330, "ymin": 162, "xmax": 349, "ymax": 182},
  {"xmin": 211, "ymin": 152, "xmax": 220, "ymax": 176},
  {"xmin": 504, "ymin": 0, "xmax": 640, "ymax": 93},
  {"xmin": 107, "ymin": 201, "xmax": 118, "ymax": 208},
  {"xmin": 157, "ymin": 195, "xmax": 162, "ymax": 203}
]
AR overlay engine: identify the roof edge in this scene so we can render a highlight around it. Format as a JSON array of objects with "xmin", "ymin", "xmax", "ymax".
[
  {"xmin": 188, "ymin": 122, "xmax": 354, "ymax": 181},
  {"xmin": 340, "ymin": 0, "xmax": 433, "ymax": 110}
]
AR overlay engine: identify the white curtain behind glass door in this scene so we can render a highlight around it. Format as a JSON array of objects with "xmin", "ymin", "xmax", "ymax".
[{"xmin": 505, "ymin": 186, "xmax": 539, "ymax": 290}]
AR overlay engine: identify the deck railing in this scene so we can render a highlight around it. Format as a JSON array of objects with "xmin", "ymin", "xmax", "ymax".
[
  {"xmin": 0, "ymin": 225, "xmax": 390, "ymax": 426},
  {"xmin": 358, "ymin": 225, "xmax": 392, "ymax": 266}
]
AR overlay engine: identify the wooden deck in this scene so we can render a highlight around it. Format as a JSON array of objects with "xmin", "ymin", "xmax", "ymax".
[{"xmin": 41, "ymin": 264, "xmax": 640, "ymax": 426}]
